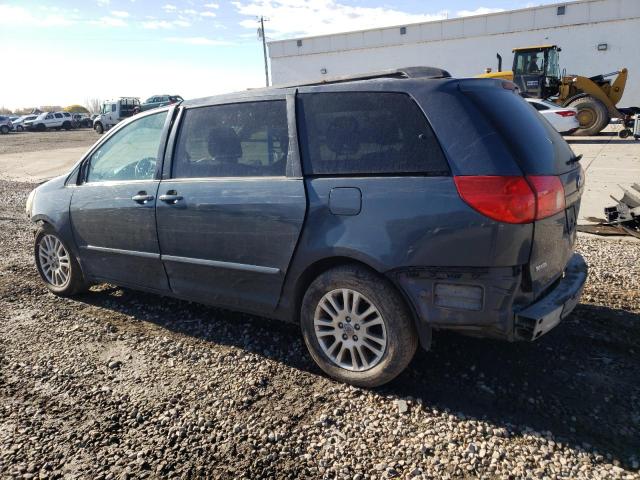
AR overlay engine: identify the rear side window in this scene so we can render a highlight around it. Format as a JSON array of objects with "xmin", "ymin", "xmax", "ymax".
[
  {"xmin": 173, "ymin": 101, "xmax": 288, "ymax": 178},
  {"xmin": 297, "ymin": 92, "xmax": 448, "ymax": 175},
  {"xmin": 465, "ymin": 87, "xmax": 574, "ymax": 175}
]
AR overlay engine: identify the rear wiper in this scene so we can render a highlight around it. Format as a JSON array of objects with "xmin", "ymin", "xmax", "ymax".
[{"xmin": 566, "ymin": 154, "xmax": 583, "ymax": 166}]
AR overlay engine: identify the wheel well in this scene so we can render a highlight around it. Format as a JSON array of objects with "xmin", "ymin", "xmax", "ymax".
[
  {"xmin": 292, "ymin": 257, "xmax": 377, "ymax": 320},
  {"xmin": 292, "ymin": 256, "xmax": 418, "ymax": 320},
  {"xmin": 291, "ymin": 256, "xmax": 427, "ymax": 348}
]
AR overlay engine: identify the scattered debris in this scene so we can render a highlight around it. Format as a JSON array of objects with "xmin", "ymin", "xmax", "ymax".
[
  {"xmin": 604, "ymin": 184, "xmax": 640, "ymax": 239},
  {"xmin": 578, "ymin": 184, "xmax": 640, "ymax": 239}
]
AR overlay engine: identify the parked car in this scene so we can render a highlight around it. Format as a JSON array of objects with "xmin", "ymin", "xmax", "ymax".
[
  {"xmin": 140, "ymin": 94, "xmax": 183, "ymax": 111},
  {"xmin": 22, "ymin": 114, "xmax": 40, "ymax": 130},
  {"xmin": 25, "ymin": 68, "xmax": 587, "ymax": 387},
  {"xmin": 0, "ymin": 116, "xmax": 13, "ymax": 134},
  {"xmin": 26, "ymin": 112, "xmax": 74, "ymax": 131},
  {"xmin": 93, "ymin": 97, "xmax": 140, "ymax": 134},
  {"xmin": 72, "ymin": 113, "xmax": 92, "ymax": 128},
  {"xmin": 10, "ymin": 115, "xmax": 36, "ymax": 132},
  {"xmin": 526, "ymin": 98, "xmax": 580, "ymax": 135}
]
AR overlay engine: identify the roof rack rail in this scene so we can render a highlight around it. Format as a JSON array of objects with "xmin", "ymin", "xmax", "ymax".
[{"xmin": 273, "ymin": 66, "xmax": 451, "ymax": 89}]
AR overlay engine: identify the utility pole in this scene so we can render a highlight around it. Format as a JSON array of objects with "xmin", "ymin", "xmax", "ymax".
[{"xmin": 258, "ymin": 16, "xmax": 269, "ymax": 87}]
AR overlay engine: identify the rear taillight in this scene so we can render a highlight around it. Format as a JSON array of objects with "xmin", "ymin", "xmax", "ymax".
[
  {"xmin": 454, "ymin": 175, "xmax": 565, "ymax": 224},
  {"xmin": 527, "ymin": 175, "xmax": 566, "ymax": 219},
  {"xmin": 555, "ymin": 111, "xmax": 576, "ymax": 117},
  {"xmin": 454, "ymin": 176, "xmax": 536, "ymax": 224}
]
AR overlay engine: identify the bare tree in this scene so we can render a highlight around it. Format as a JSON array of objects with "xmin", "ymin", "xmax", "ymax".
[
  {"xmin": 0, "ymin": 106, "xmax": 13, "ymax": 115},
  {"xmin": 85, "ymin": 98, "xmax": 102, "ymax": 115},
  {"xmin": 14, "ymin": 108, "xmax": 34, "ymax": 115}
]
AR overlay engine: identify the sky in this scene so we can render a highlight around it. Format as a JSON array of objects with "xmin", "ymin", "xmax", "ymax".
[{"xmin": 0, "ymin": 0, "xmax": 557, "ymax": 110}]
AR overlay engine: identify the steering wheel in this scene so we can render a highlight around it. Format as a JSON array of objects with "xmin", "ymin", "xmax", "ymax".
[{"xmin": 134, "ymin": 157, "xmax": 156, "ymax": 179}]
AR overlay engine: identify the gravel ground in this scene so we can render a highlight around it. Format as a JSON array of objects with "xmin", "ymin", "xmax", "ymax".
[
  {"xmin": 1, "ymin": 180, "xmax": 639, "ymax": 479},
  {"xmin": 0, "ymin": 130, "xmax": 97, "ymax": 156}
]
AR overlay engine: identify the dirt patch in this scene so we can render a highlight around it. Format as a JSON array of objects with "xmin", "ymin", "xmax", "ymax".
[{"xmin": 0, "ymin": 129, "xmax": 98, "ymax": 156}]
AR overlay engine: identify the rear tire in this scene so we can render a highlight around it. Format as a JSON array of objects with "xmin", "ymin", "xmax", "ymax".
[
  {"xmin": 63, "ymin": 121, "xmax": 71, "ymax": 130},
  {"xmin": 300, "ymin": 265, "xmax": 418, "ymax": 388},
  {"xmin": 568, "ymin": 96, "xmax": 609, "ymax": 136},
  {"xmin": 0, "ymin": 125, "xmax": 9, "ymax": 134},
  {"xmin": 34, "ymin": 225, "xmax": 87, "ymax": 297}
]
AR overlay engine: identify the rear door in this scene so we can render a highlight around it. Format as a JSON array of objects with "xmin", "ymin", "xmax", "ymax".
[
  {"xmin": 70, "ymin": 109, "xmax": 172, "ymax": 290},
  {"xmin": 156, "ymin": 96, "xmax": 306, "ymax": 313}
]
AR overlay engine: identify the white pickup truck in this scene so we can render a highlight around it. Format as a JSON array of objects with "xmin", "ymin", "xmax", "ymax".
[
  {"xmin": 93, "ymin": 97, "xmax": 140, "ymax": 134},
  {"xmin": 25, "ymin": 112, "xmax": 74, "ymax": 131}
]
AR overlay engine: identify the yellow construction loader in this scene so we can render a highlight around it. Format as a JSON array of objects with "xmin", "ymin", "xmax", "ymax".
[{"xmin": 479, "ymin": 45, "xmax": 637, "ymax": 136}]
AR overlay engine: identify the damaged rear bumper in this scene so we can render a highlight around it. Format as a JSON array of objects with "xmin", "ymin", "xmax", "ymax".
[
  {"xmin": 513, "ymin": 253, "xmax": 588, "ymax": 341},
  {"xmin": 392, "ymin": 253, "xmax": 588, "ymax": 348}
]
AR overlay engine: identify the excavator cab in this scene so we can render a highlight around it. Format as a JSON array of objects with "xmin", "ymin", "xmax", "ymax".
[{"xmin": 512, "ymin": 45, "xmax": 561, "ymax": 98}]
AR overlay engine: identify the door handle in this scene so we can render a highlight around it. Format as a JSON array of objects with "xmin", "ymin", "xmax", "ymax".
[
  {"xmin": 132, "ymin": 192, "xmax": 154, "ymax": 204},
  {"xmin": 159, "ymin": 191, "xmax": 183, "ymax": 204}
]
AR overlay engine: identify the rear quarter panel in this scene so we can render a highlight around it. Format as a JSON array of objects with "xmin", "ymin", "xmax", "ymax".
[
  {"xmin": 276, "ymin": 175, "xmax": 534, "ymax": 323},
  {"xmin": 297, "ymin": 177, "xmax": 532, "ymax": 270}
]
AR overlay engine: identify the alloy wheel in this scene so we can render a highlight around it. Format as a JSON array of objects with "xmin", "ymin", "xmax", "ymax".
[
  {"xmin": 38, "ymin": 235, "xmax": 71, "ymax": 288},
  {"xmin": 313, "ymin": 288, "xmax": 387, "ymax": 371}
]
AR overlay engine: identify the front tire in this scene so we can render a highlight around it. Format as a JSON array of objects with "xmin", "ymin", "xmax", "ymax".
[
  {"xmin": 300, "ymin": 265, "xmax": 418, "ymax": 388},
  {"xmin": 0, "ymin": 125, "xmax": 9, "ymax": 134},
  {"xmin": 16, "ymin": 125, "xmax": 23, "ymax": 132},
  {"xmin": 94, "ymin": 122, "xmax": 104, "ymax": 134},
  {"xmin": 34, "ymin": 225, "xmax": 87, "ymax": 296}
]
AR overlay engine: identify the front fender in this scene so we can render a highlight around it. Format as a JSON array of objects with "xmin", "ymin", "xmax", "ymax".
[{"xmin": 30, "ymin": 176, "xmax": 78, "ymax": 255}]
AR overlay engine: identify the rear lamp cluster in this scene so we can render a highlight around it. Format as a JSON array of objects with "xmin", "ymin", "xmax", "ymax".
[
  {"xmin": 454, "ymin": 175, "xmax": 565, "ymax": 224},
  {"xmin": 555, "ymin": 111, "xmax": 577, "ymax": 117}
]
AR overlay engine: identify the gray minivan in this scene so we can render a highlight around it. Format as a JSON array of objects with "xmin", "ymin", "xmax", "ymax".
[{"xmin": 26, "ymin": 68, "xmax": 587, "ymax": 387}]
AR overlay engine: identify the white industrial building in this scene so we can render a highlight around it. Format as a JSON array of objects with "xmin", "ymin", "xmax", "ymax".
[{"xmin": 268, "ymin": 0, "xmax": 640, "ymax": 107}]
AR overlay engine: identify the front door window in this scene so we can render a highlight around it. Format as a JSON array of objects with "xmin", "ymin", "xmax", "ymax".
[{"xmin": 86, "ymin": 111, "xmax": 167, "ymax": 182}]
